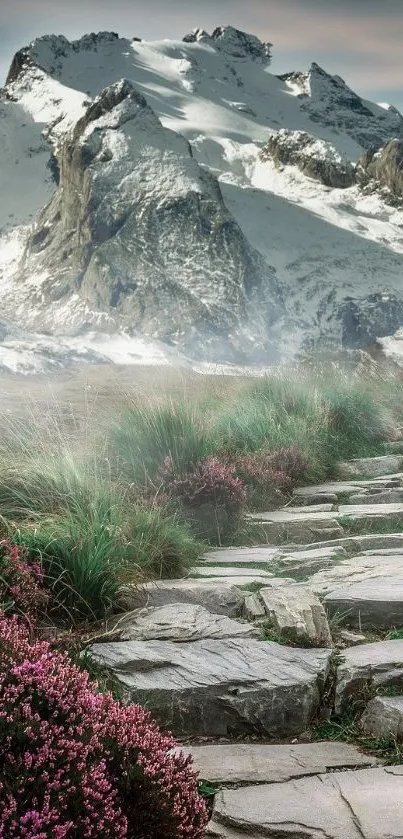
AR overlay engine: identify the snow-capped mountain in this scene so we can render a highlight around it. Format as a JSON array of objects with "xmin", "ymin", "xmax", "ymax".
[{"xmin": 1, "ymin": 25, "xmax": 403, "ymax": 367}]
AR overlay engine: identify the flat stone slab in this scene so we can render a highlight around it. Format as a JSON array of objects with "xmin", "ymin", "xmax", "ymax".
[
  {"xmin": 209, "ymin": 766, "xmax": 403, "ymax": 839},
  {"xmin": 190, "ymin": 567, "xmax": 274, "ymax": 579},
  {"xmin": 361, "ymin": 695, "xmax": 403, "ymax": 740},
  {"xmin": 276, "ymin": 545, "xmax": 348, "ymax": 579},
  {"xmin": 202, "ymin": 547, "xmax": 280, "ymax": 567},
  {"xmin": 118, "ymin": 579, "xmax": 245, "ymax": 617},
  {"xmin": 91, "ymin": 637, "xmax": 331, "ymax": 738},
  {"xmin": 248, "ymin": 510, "xmax": 337, "ymax": 523},
  {"xmin": 338, "ymin": 455, "xmax": 403, "ymax": 478},
  {"xmin": 338, "ymin": 502, "xmax": 403, "ymax": 517},
  {"xmin": 259, "ymin": 584, "xmax": 332, "ymax": 646},
  {"xmin": 336, "ymin": 639, "xmax": 403, "ymax": 712},
  {"xmin": 350, "ymin": 490, "xmax": 403, "ymax": 504},
  {"xmin": 106, "ymin": 604, "xmax": 258, "ymax": 642},
  {"xmin": 180, "ymin": 741, "xmax": 378, "ymax": 785},
  {"xmin": 306, "ymin": 553, "xmax": 403, "ymax": 596},
  {"xmin": 324, "ymin": 577, "xmax": 403, "ymax": 628}
]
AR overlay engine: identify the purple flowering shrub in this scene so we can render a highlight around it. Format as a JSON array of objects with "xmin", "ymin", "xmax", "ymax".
[
  {"xmin": 0, "ymin": 538, "xmax": 49, "ymax": 617},
  {"xmin": 266, "ymin": 447, "xmax": 311, "ymax": 484},
  {"xmin": 233, "ymin": 448, "xmax": 310, "ymax": 510},
  {"xmin": 160, "ymin": 455, "xmax": 246, "ymax": 508},
  {"xmin": 160, "ymin": 455, "xmax": 246, "ymax": 542},
  {"xmin": 0, "ymin": 614, "xmax": 208, "ymax": 839}
]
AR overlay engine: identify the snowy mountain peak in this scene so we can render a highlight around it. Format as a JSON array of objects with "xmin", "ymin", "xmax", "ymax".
[
  {"xmin": 183, "ymin": 25, "xmax": 272, "ymax": 64},
  {"xmin": 1, "ymin": 25, "xmax": 403, "ymax": 371}
]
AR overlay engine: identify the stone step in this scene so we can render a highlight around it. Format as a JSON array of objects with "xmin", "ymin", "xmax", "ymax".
[
  {"xmin": 335, "ymin": 639, "xmax": 403, "ymax": 713},
  {"xmin": 90, "ymin": 637, "xmax": 331, "ymax": 738},
  {"xmin": 360, "ymin": 695, "xmax": 403, "ymax": 740},
  {"xmin": 118, "ymin": 579, "xmax": 246, "ymax": 617},
  {"xmin": 338, "ymin": 502, "xmax": 403, "ymax": 517},
  {"xmin": 190, "ymin": 566, "xmax": 275, "ymax": 580},
  {"xmin": 105, "ymin": 604, "xmax": 259, "ymax": 642},
  {"xmin": 179, "ymin": 741, "xmax": 378, "ymax": 785},
  {"xmin": 337, "ymin": 455, "xmax": 403, "ymax": 479},
  {"xmin": 257, "ymin": 584, "xmax": 332, "ymax": 646},
  {"xmin": 202, "ymin": 547, "xmax": 280, "ymax": 567},
  {"xmin": 208, "ymin": 767, "xmax": 403, "ymax": 839},
  {"xmin": 324, "ymin": 578, "xmax": 403, "ymax": 629},
  {"xmin": 305, "ymin": 553, "xmax": 403, "ymax": 596},
  {"xmin": 293, "ymin": 476, "xmax": 403, "ymax": 503}
]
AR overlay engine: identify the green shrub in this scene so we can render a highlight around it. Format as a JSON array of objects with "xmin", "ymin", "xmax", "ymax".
[
  {"xmin": 323, "ymin": 385, "xmax": 393, "ymax": 460},
  {"xmin": 124, "ymin": 505, "xmax": 204, "ymax": 579},
  {"xmin": 12, "ymin": 500, "xmax": 203, "ymax": 622},
  {"xmin": 111, "ymin": 400, "xmax": 214, "ymax": 490}
]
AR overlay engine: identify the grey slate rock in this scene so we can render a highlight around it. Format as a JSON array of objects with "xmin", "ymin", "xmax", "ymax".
[{"xmin": 90, "ymin": 637, "xmax": 331, "ymax": 738}]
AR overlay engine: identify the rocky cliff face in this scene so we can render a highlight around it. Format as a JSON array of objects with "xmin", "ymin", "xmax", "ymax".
[
  {"xmin": 356, "ymin": 139, "xmax": 403, "ymax": 206},
  {"xmin": 279, "ymin": 63, "xmax": 403, "ymax": 149},
  {"xmin": 260, "ymin": 130, "xmax": 356, "ymax": 189},
  {"xmin": 1, "ymin": 26, "xmax": 403, "ymax": 368},
  {"xmin": 20, "ymin": 78, "xmax": 282, "ymax": 361}
]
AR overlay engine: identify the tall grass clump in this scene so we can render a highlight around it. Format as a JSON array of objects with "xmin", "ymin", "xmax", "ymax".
[
  {"xmin": 212, "ymin": 375, "xmax": 330, "ymax": 477},
  {"xmin": 110, "ymin": 399, "xmax": 216, "ymax": 491},
  {"xmin": 322, "ymin": 384, "xmax": 394, "ymax": 461},
  {"xmin": 12, "ymin": 499, "xmax": 203, "ymax": 623}
]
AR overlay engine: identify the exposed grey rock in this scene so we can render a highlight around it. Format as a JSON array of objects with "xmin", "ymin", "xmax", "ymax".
[
  {"xmin": 337, "ymin": 629, "xmax": 368, "ymax": 646},
  {"xmin": 335, "ymin": 640, "xmax": 403, "ymax": 712},
  {"xmin": 337, "ymin": 455, "xmax": 402, "ymax": 478},
  {"xmin": 203, "ymin": 547, "xmax": 280, "ymax": 567},
  {"xmin": 19, "ymin": 78, "xmax": 282, "ymax": 363},
  {"xmin": 357, "ymin": 139, "xmax": 403, "ymax": 205},
  {"xmin": 105, "ymin": 603, "xmax": 258, "ymax": 642},
  {"xmin": 209, "ymin": 766, "xmax": 403, "ymax": 839},
  {"xmin": 118, "ymin": 579, "xmax": 245, "ymax": 617},
  {"xmin": 280, "ymin": 62, "xmax": 403, "ymax": 148},
  {"xmin": 324, "ymin": 577, "xmax": 403, "ymax": 629},
  {"xmin": 339, "ymin": 294, "xmax": 403, "ymax": 350},
  {"xmin": 338, "ymin": 501, "xmax": 403, "ymax": 517},
  {"xmin": 243, "ymin": 593, "xmax": 266, "ymax": 621},
  {"xmin": 247, "ymin": 509, "xmax": 343, "ymax": 544},
  {"xmin": 90, "ymin": 637, "xmax": 331, "ymax": 737},
  {"xmin": 360, "ymin": 695, "xmax": 403, "ymax": 740},
  {"xmin": 259, "ymin": 584, "xmax": 332, "ymax": 646},
  {"xmin": 260, "ymin": 129, "xmax": 356, "ymax": 188},
  {"xmin": 183, "ymin": 26, "xmax": 272, "ymax": 64},
  {"xmin": 349, "ymin": 490, "xmax": 403, "ymax": 504},
  {"xmin": 307, "ymin": 553, "xmax": 403, "ymax": 596},
  {"xmin": 190, "ymin": 566, "xmax": 274, "ymax": 579},
  {"xmin": 275, "ymin": 545, "xmax": 347, "ymax": 580},
  {"xmin": 179, "ymin": 741, "xmax": 377, "ymax": 785}
]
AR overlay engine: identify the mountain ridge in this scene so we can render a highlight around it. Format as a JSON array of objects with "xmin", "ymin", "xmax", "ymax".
[{"xmin": 1, "ymin": 25, "xmax": 403, "ymax": 367}]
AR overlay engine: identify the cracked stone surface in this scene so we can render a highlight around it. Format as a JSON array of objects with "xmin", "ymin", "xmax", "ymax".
[
  {"xmin": 306, "ymin": 553, "xmax": 403, "ymax": 595},
  {"xmin": 90, "ymin": 637, "xmax": 331, "ymax": 737},
  {"xmin": 179, "ymin": 741, "xmax": 378, "ymax": 784},
  {"xmin": 118, "ymin": 579, "xmax": 245, "ymax": 616},
  {"xmin": 258, "ymin": 584, "xmax": 332, "ymax": 646},
  {"xmin": 360, "ymin": 695, "xmax": 403, "ymax": 740},
  {"xmin": 105, "ymin": 603, "xmax": 259, "ymax": 642},
  {"xmin": 335, "ymin": 639, "xmax": 403, "ymax": 712},
  {"xmin": 324, "ymin": 577, "xmax": 403, "ymax": 628},
  {"xmin": 208, "ymin": 766, "xmax": 403, "ymax": 839},
  {"xmin": 337, "ymin": 455, "xmax": 403, "ymax": 478}
]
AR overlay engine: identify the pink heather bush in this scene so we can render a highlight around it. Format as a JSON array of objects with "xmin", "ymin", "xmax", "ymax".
[
  {"xmin": 160, "ymin": 455, "xmax": 246, "ymax": 509},
  {"xmin": 0, "ymin": 613, "xmax": 208, "ymax": 839},
  {"xmin": 0, "ymin": 538, "xmax": 49, "ymax": 618},
  {"xmin": 266, "ymin": 447, "xmax": 311, "ymax": 484},
  {"xmin": 233, "ymin": 452, "xmax": 291, "ymax": 510}
]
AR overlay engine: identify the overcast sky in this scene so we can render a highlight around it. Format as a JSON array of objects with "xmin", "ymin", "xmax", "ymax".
[{"xmin": 1, "ymin": 0, "xmax": 402, "ymax": 108}]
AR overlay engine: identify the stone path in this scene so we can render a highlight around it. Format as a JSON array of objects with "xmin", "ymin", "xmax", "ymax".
[{"xmin": 91, "ymin": 455, "xmax": 403, "ymax": 838}]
